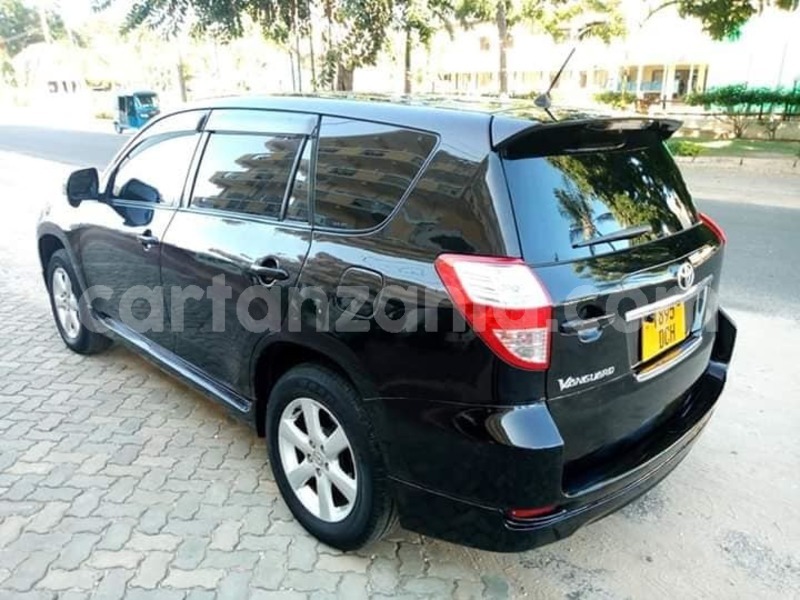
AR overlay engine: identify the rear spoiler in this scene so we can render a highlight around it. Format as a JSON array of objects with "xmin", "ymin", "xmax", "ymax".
[{"xmin": 491, "ymin": 117, "xmax": 682, "ymax": 153}]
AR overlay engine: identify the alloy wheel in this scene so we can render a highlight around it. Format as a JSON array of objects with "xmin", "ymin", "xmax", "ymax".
[
  {"xmin": 52, "ymin": 266, "xmax": 81, "ymax": 341},
  {"xmin": 277, "ymin": 397, "xmax": 358, "ymax": 523}
]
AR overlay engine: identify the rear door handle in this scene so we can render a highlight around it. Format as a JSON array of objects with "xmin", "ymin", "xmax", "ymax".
[
  {"xmin": 247, "ymin": 257, "xmax": 289, "ymax": 284},
  {"xmin": 136, "ymin": 231, "xmax": 159, "ymax": 249}
]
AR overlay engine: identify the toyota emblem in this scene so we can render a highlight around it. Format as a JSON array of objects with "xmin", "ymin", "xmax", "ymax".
[{"xmin": 676, "ymin": 262, "xmax": 695, "ymax": 291}]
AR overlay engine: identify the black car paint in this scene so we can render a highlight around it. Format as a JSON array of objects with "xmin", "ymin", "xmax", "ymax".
[{"xmin": 37, "ymin": 95, "xmax": 736, "ymax": 552}]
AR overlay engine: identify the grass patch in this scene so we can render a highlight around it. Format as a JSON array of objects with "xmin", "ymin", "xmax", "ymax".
[{"xmin": 672, "ymin": 137, "xmax": 800, "ymax": 158}]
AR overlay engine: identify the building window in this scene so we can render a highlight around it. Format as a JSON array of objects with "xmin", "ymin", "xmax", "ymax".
[{"xmin": 479, "ymin": 36, "xmax": 491, "ymax": 52}]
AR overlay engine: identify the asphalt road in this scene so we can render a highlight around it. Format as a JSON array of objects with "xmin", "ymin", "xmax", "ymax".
[
  {"xmin": 1, "ymin": 124, "xmax": 798, "ymax": 318},
  {"xmin": 0, "ymin": 125, "xmax": 127, "ymax": 170}
]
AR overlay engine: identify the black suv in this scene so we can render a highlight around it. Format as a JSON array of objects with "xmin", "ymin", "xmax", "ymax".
[{"xmin": 37, "ymin": 95, "xmax": 736, "ymax": 552}]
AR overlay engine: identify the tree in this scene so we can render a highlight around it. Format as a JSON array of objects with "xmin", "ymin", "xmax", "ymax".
[
  {"xmin": 97, "ymin": 0, "xmax": 396, "ymax": 91},
  {"xmin": 456, "ymin": 0, "xmax": 624, "ymax": 95},
  {"xmin": 648, "ymin": 0, "xmax": 799, "ymax": 41},
  {"xmin": 0, "ymin": 0, "xmax": 65, "ymax": 57},
  {"xmin": 395, "ymin": 0, "xmax": 453, "ymax": 94}
]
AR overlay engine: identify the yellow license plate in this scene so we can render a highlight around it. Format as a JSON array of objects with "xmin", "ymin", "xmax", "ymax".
[{"xmin": 641, "ymin": 302, "xmax": 687, "ymax": 362}]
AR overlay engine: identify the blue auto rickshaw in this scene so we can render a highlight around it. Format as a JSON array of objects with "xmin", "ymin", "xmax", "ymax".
[{"xmin": 114, "ymin": 90, "xmax": 160, "ymax": 133}]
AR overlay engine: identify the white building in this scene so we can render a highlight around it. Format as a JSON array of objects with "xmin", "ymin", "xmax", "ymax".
[{"xmin": 421, "ymin": 3, "xmax": 800, "ymax": 103}]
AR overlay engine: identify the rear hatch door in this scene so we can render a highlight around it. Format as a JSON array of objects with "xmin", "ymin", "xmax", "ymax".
[{"xmin": 498, "ymin": 119, "xmax": 724, "ymax": 491}]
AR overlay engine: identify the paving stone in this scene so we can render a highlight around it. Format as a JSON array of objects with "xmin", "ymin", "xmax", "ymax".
[
  {"xmin": 0, "ymin": 515, "xmax": 28, "ymax": 547},
  {"xmin": 316, "ymin": 553, "xmax": 370, "ymax": 574},
  {"xmin": 1, "ymin": 550, "xmax": 58, "ymax": 590},
  {"xmin": 216, "ymin": 571, "xmax": 251, "ymax": 600},
  {"xmin": 239, "ymin": 534, "xmax": 291, "ymax": 552},
  {"xmin": 184, "ymin": 591, "xmax": 215, "ymax": 600},
  {"xmin": 403, "ymin": 576, "xmax": 454, "ymax": 596},
  {"xmin": 138, "ymin": 506, "xmax": 168, "ymax": 534},
  {"xmin": 252, "ymin": 552, "xmax": 288, "ymax": 589},
  {"xmin": 129, "ymin": 551, "xmax": 172, "ymax": 589},
  {"xmin": 87, "ymin": 549, "xmax": 144, "ymax": 569},
  {"xmin": 172, "ymin": 536, "xmax": 208, "ymax": 570},
  {"xmin": 338, "ymin": 572, "xmax": 370, "ymax": 600},
  {"xmin": 89, "ymin": 568, "xmax": 133, "ymax": 600},
  {"xmin": 209, "ymin": 520, "xmax": 241, "ymax": 551},
  {"xmin": 67, "ymin": 490, "xmax": 103, "ymax": 518},
  {"xmin": 126, "ymin": 532, "xmax": 181, "ymax": 552},
  {"xmin": 126, "ymin": 589, "xmax": 186, "ymax": 600},
  {"xmin": 454, "ymin": 580, "xmax": 487, "ymax": 600},
  {"xmin": 162, "ymin": 568, "xmax": 225, "ymax": 589},
  {"xmin": 287, "ymin": 536, "xmax": 319, "ymax": 572},
  {"xmin": 96, "ymin": 520, "xmax": 134, "ymax": 551},
  {"xmin": 200, "ymin": 549, "xmax": 259, "ymax": 570},
  {"xmin": 251, "ymin": 591, "xmax": 306, "ymax": 600},
  {"xmin": 25, "ymin": 502, "xmax": 70, "ymax": 533},
  {"xmin": 368, "ymin": 558, "xmax": 400, "ymax": 594},
  {"xmin": 482, "ymin": 574, "xmax": 511, "ymax": 600},
  {"xmin": 37, "ymin": 568, "xmax": 101, "ymax": 591},
  {"xmin": 282, "ymin": 570, "xmax": 340, "ymax": 593},
  {"xmin": 52, "ymin": 532, "xmax": 99, "ymax": 570}
]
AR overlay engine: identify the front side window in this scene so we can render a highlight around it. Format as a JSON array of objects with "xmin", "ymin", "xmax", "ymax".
[
  {"xmin": 314, "ymin": 118, "xmax": 437, "ymax": 230},
  {"xmin": 191, "ymin": 134, "xmax": 303, "ymax": 219},
  {"xmin": 112, "ymin": 133, "xmax": 200, "ymax": 206}
]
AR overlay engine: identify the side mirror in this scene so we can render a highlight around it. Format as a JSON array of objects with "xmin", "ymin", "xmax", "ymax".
[{"xmin": 65, "ymin": 168, "xmax": 99, "ymax": 207}]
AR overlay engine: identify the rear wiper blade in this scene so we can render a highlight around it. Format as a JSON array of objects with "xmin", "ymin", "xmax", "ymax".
[{"xmin": 572, "ymin": 224, "xmax": 652, "ymax": 249}]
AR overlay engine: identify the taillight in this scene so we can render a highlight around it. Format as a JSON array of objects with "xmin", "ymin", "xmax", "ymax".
[
  {"xmin": 434, "ymin": 254, "xmax": 553, "ymax": 370},
  {"xmin": 699, "ymin": 212, "xmax": 727, "ymax": 244}
]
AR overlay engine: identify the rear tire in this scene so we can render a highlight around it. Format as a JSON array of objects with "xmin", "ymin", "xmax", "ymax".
[
  {"xmin": 266, "ymin": 364, "xmax": 395, "ymax": 550},
  {"xmin": 46, "ymin": 249, "xmax": 112, "ymax": 355}
]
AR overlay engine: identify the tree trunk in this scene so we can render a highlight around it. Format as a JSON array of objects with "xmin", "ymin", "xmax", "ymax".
[
  {"xmin": 176, "ymin": 56, "xmax": 187, "ymax": 103},
  {"xmin": 404, "ymin": 26, "xmax": 413, "ymax": 94},
  {"xmin": 308, "ymin": 5, "xmax": 317, "ymax": 90},
  {"xmin": 496, "ymin": 1, "xmax": 509, "ymax": 95},
  {"xmin": 293, "ymin": 1, "xmax": 303, "ymax": 92},
  {"xmin": 337, "ymin": 64, "xmax": 354, "ymax": 91}
]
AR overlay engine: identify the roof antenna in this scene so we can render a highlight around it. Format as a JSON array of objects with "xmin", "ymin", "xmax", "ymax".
[{"xmin": 534, "ymin": 21, "xmax": 604, "ymax": 120}]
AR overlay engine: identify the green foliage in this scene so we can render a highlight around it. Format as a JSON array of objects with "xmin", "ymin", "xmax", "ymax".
[
  {"xmin": 686, "ymin": 84, "xmax": 800, "ymax": 115},
  {"xmin": 594, "ymin": 89, "xmax": 631, "ymax": 109},
  {"xmin": 686, "ymin": 84, "xmax": 800, "ymax": 138},
  {"xmin": 456, "ymin": 0, "xmax": 624, "ymax": 38},
  {"xmin": 0, "ymin": 0, "xmax": 65, "ymax": 56},
  {"xmin": 97, "ymin": 0, "xmax": 396, "ymax": 90},
  {"xmin": 674, "ymin": 0, "xmax": 798, "ymax": 41},
  {"xmin": 665, "ymin": 139, "xmax": 702, "ymax": 157}
]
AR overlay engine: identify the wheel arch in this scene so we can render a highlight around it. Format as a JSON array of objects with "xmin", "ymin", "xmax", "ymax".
[
  {"xmin": 37, "ymin": 226, "xmax": 92, "ymax": 294},
  {"xmin": 251, "ymin": 334, "xmax": 378, "ymax": 437}
]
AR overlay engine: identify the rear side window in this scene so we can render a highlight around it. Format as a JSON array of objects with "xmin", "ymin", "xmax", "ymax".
[
  {"xmin": 314, "ymin": 118, "xmax": 436, "ymax": 230},
  {"xmin": 503, "ymin": 135, "xmax": 697, "ymax": 264},
  {"xmin": 191, "ymin": 133, "xmax": 303, "ymax": 219}
]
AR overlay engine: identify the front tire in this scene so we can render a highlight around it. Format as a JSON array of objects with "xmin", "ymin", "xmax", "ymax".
[
  {"xmin": 46, "ymin": 249, "xmax": 111, "ymax": 355},
  {"xmin": 266, "ymin": 364, "xmax": 395, "ymax": 550}
]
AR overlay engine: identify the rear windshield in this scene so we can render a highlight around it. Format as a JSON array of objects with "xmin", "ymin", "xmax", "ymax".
[{"xmin": 502, "ymin": 137, "xmax": 697, "ymax": 264}]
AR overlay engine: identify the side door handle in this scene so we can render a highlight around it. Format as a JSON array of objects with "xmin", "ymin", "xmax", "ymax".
[
  {"xmin": 247, "ymin": 257, "xmax": 289, "ymax": 284},
  {"xmin": 136, "ymin": 231, "xmax": 159, "ymax": 250}
]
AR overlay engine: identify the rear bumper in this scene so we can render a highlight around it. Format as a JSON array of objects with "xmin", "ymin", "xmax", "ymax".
[{"xmin": 373, "ymin": 309, "xmax": 736, "ymax": 552}]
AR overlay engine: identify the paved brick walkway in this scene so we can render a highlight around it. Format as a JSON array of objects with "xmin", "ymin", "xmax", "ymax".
[
  {"xmin": 1, "ymin": 151, "xmax": 798, "ymax": 599},
  {"xmin": 0, "ymin": 155, "xmax": 515, "ymax": 599}
]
